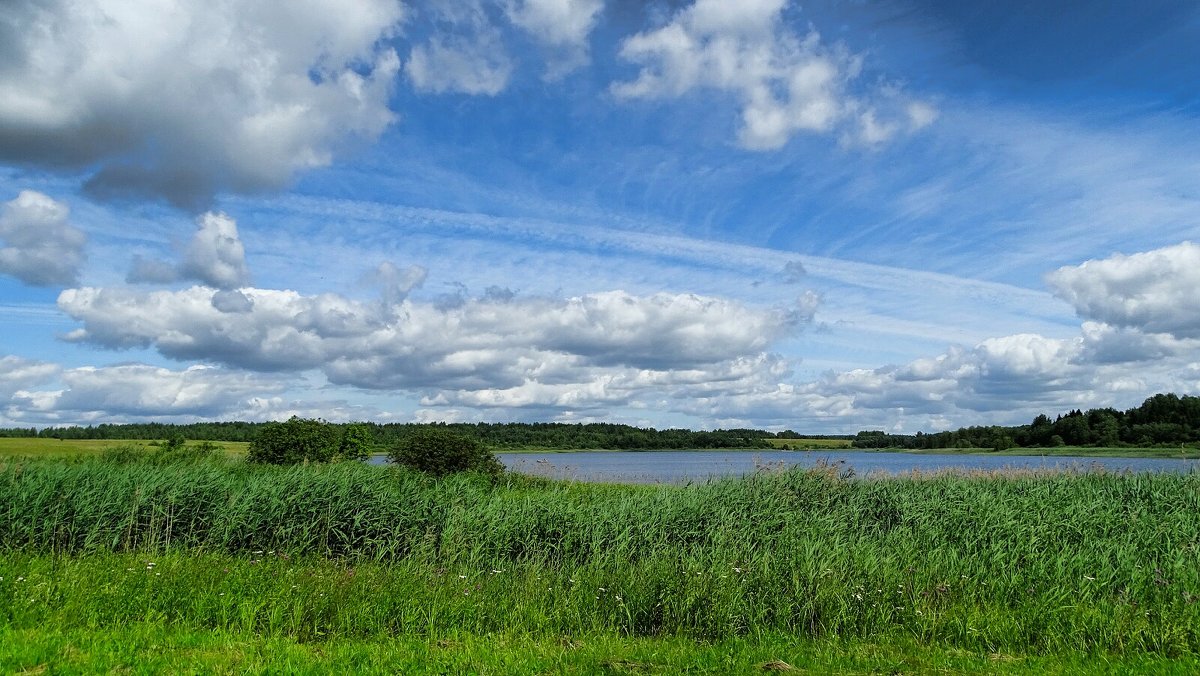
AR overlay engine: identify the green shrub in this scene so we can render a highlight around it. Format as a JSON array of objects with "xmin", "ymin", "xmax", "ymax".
[
  {"xmin": 247, "ymin": 417, "xmax": 340, "ymax": 464},
  {"xmin": 388, "ymin": 427, "xmax": 502, "ymax": 476}
]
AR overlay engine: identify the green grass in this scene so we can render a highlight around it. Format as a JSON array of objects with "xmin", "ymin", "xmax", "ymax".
[
  {"xmin": 0, "ymin": 437, "xmax": 249, "ymax": 459},
  {"xmin": 2, "ymin": 456, "xmax": 1198, "ymax": 670},
  {"xmin": 5, "ymin": 623, "xmax": 1196, "ymax": 675}
]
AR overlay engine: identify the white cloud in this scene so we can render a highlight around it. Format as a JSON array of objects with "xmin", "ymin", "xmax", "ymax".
[
  {"xmin": 180, "ymin": 212, "xmax": 250, "ymax": 289},
  {"xmin": 611, "ymin": 0, "xmax": 932, "ymax": 150},
  {"xmin": 0, "ymin": 0, "xmax": 404, "ymax": 207},
  {"xmin": 505, "ymin": 0, "xmax": 602, "ymax": 47},
  {"xmin": 0, "ymin": 356, "xmax": 399, "ymax": 425},
  {"xmin": 127, "ymin": 211, "xmax": 251, "ymax": 288},
  {"xmin": 1047, "ymin": 242, "xmax": 1200, "ymax": 339},
  {"xmin": 504, "ymin": 0, "xmax": 603, "ymax": 79},
  {"xmin": 406, "ymin": 20, "xmax": 513, "ymax": 95},
  {"xmin": 57, "ymin": 284, "xmax": 804, "ymax": 397},
  {"xmin": 0, "ymin": 355, "xmax": 60, "ymax": 400},
  {"xmin": 0, "ymin": 190, "xmax": 87, "ymax": 286},
  {"xmin": 7, "ymin": 363, "xmax": 284, "ymax": 423}
]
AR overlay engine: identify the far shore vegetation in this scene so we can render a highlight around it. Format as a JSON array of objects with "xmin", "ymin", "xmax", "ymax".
[{"xmin": 2, "ymin": 393, "xmax": 1198, "ymax": 459}]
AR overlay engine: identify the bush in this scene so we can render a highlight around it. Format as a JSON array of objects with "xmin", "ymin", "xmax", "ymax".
[
  {"xmin": 247, "ymin": 417, "xmax": 340, "ymax": 464},
  {"xmin": 388, "ymin": 427, "xmax": 503, "ymax": 476}
]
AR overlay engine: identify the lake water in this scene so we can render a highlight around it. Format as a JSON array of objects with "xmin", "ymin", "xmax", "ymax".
[{"xmin": 488, "ymin": 450, "xmax": 1199, "ymax": 483}]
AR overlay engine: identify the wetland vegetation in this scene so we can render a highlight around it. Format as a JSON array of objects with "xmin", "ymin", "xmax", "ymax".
[{"xmin": 2, "ymin": 440, "xmax": 1198, "ymax": 672}]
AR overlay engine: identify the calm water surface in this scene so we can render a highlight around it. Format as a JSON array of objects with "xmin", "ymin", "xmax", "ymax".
[{"xmin": 489, "ymin": 450, "xmax": 1199, "ymax": 483}]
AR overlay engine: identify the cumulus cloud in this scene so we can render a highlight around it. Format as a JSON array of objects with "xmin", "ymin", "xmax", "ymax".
[
  {"xmin": 57, "ymin": 285, "xmax": 797, "ymax": 392},
  {"xmin": 0, "ymin": 0, "xmax": 404, "ymax": 207},
  {"xmin": 1048, "ymin": 242, "xmax": 1200, "ymax": 339},
  {"xmin": 180, "ymin": 213, "xmax": 250, "ymax": 289},
  {"xmin": 0, "ymin": 190, "xmax": 87, "ymax": 286},
  {"xmin": 611, "ymin": 0, "xmax": 932, "ymax": 150},
  {"xmin": 0, "ymin": 355, "xmax": 60, "ymax": 400},
  {"xmin": 211, "ymin": 289, "xmax": 255, "ymax": 314},
  {"xmin": 9, "ymin": 364, "xmax": 282, "ymax": 420},
  {"xmin": 127, "ymin": 211, "xmax": 251, "ymax": 288},
  {"xmin": 0, "ymin": 356, "xmax": 399, "ymax": 425},
  {"xmin": 716, "ymin": 321, "xmax": 1200, "ymax": 431}
]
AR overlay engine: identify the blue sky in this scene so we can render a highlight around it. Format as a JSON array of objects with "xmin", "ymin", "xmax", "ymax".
[{"xmin": 1, "ymin": 0, "xmax": 1198, "ymax": 432}]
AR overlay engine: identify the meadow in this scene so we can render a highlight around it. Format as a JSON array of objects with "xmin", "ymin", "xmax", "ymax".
[
  {"xmin": 0, "ymin": 437, "xmax": 250, "ymax": 459},
  {"xmin": 1, "ymin": 449, "xmax": 1198, "ymax": 673}
]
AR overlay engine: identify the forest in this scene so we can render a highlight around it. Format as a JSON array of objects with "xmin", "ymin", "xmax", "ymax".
[{"xmin": 0, "ymin": 420, "xmax": 777, "ymax": 450}]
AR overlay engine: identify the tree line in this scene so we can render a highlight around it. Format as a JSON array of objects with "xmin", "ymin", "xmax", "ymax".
[
  {"xmin": 4, "ymin": 420, "xmax": 778, "ymax": 450},
  {"xmin": 851, "ymin": 393, "xmax": 1200, "ymax": 450}
]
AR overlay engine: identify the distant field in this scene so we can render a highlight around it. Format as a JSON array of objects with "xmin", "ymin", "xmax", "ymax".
[
  {"xmin": 762, "ymin": 437, "xmax": 853, "ymax": 449},
  {"xmin": 0, "ymin": 438, "xmax": 249, "ymax": 459}
]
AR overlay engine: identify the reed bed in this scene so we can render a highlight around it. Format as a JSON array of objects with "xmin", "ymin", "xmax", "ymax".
[{"xmin": 1, "ymin": 454, "xmax": 1198, "ymax": 656}]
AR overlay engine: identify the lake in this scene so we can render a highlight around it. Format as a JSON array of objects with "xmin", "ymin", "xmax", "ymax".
[{"xmin": 492, "ymin": 450, "xmax": 1200, "ymax": 483}]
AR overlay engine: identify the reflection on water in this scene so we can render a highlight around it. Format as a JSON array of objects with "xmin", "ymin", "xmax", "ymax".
[{"xmin": 492, "ymin": 450, "xmax": 1199, "ymax": 484}]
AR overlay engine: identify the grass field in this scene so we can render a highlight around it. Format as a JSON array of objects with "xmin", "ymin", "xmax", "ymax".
[
  {"xmin": 2, "ymin": 452, "xmax": 1197, "ymax": 672},
  {"xmin": 0, "ymin": 437, "xmax": 250, "ymax": 459}
]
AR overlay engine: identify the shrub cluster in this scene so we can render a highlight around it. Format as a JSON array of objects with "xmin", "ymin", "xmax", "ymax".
[
  {"xmin": 246, "ymin": 418, "xmax": 501, "ymax": 477},
  {"xmin": 247, "ymin": 418, "xmax": 373, "ymax": 464},
  {"xmin": 388, "ymin": 427, "xmax": 503, "ymax": 476}
]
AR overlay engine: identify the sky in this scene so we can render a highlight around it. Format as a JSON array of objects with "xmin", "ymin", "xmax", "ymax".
[{"xmin": 0, "ymin": 0, "xmax": 1198, "ymax": 433}]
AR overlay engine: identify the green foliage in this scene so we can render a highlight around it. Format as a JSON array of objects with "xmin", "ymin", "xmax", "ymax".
[
  {"xmin": 247, "ymin": 417, "xmax": 340, "ymax": 465},
  {"xmin": 8, "ymin": 615, "xmax": 1194, "ymax": 674},
  {"xmin": 337, "ymin": 423, "xmax": 373, "ymax": 462},
  {"xmin": 389, "ymin": 427, "xmax": 502, "ymax": 476}
]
